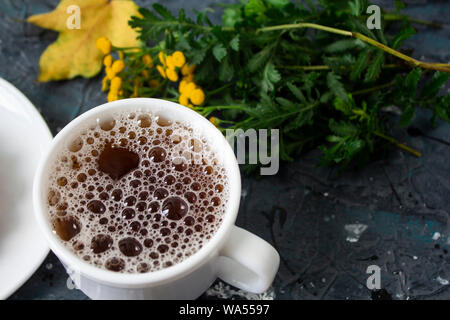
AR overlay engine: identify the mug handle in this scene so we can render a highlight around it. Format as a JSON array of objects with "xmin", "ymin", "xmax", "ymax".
[{"xmin": 216, "ymin": 226, "xmax": 280, "ymax": 293}]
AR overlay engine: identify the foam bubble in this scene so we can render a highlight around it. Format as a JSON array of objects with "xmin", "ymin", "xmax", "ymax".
[{"xmin": 46, "ymin": 110, "xmax": 229, "ymax": 273}]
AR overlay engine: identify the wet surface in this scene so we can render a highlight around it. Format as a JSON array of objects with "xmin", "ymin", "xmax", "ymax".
[{"xmin": 1, "ymin": 0, "xmax": 449, "ymax": 300}]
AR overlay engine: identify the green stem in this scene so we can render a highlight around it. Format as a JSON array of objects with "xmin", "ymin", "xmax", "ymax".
[
  {"xmin": 235, "ymin": 111, "xmax": 298, "ymax": 126},
  {"xmin": 199, "ymin": 105, "xmax": 248, "ymax": 117},
  {"xmin": 279, "ymin": 63, "xmax": 403, "ymax": 71},
  {"xmin": 280, "ymin": 65, "xmax": 330, "ymax": 71},
  {"xmin": 207, "ymin": 83, "xmax": 234, "ymax": 96},
  {"xmin": 257, "ymin": 22, "xmax": 450, "ymax": 74},
  {"xmin": 373, "ymin": 131, "xmax": 422, "ymax": 157},
  {"xmin": 232, "ymin": 103, "xmax": 318, "ymax": 128},
  {"xmin": 434, "ymin": 63, "xmax": 450, "ymax": 68},
  {"xmin": 201, "ymin": 105, "xmax": 248, "ymax": 111},
  {"xmin": 258, "ymin": 22, "xmax": 352, "ymax": 36},
  {"xmin": 162, "ymin": 80, "xmax": 169, "ymax": 98},
  {"xmin": 214, "ymin": 119, "xmax": 235, "ymax": 124},
  {"xmin": 384, "ymin": 13, "xmax": 442, "ymax": 28},
  {"xmin": 351, "ymin": 81, "xmax": 395, "ymax": 96}
]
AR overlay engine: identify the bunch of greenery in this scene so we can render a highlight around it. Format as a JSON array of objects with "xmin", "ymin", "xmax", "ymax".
[{"xmin": 125, "ymin": 0, "xmax": 449, "ymax": 170}]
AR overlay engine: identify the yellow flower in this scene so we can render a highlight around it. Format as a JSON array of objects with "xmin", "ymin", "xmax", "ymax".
[
  {"xmin": 183, "ymin": 73, "xmax": 195, "ymax": 82},
  {"xmin": 148, "ymin": 79, "xmax": 160, "ymax": 88},
  {"xmin": 101, "ymin": 76, "xmax": 108, "ymax": 92},
  {"xmin": 107, "ymin": 91, "xmax": 118, "ymax": 102},
  {"xmin": 142, "ymin": 54, "xmax": 153, "ymax": 66},
  {"xmin": 141, "ymin": 70, "xmax": 150, "ymax": 78},
  {"xmin": 96, "ymin": 37, "xmax": 111, "ymax": 55},
  {"xmin": 166, "ymin": 68, "xmax": 179, "ymax": 82},
  {"xmin": 179, "ymin": 94, "xmax": 189, "ymax": 106},
  {"xmin": 188, "ymin": 103, "xmax": 194, "ymax": 109},
  {"xmin": 190, "ymin": 88, "xmax": 205, "ymax": 105},
  {"xmin": 183, "ymin": 82, "xmax": 197, "ymax": 97},
  {"xmin": 172, "ymin": 51, "xmax": 186, "ymax": 68},
  {"xmin": 111, "ymin": 60, "xmax": 125, "ymax": 73},
  {"xmin": 110, "ymin": 76, "xmax": 122, "ymax": 93},
  {"xmin": 105, "ymin": 67, "xmax": 116, "ymax": 80},
  {"xmin": 103, "ymin": 54, "xmax": 113, "ymax": 68},
  {"xmin": 166, "ymin": 55, "xmax": 176, "ymax": 70},
  {"xmin": 181, "ymin": 63, "xmax": 196, "ymax": 76},
  {"xmin": 158, "ymin": 51, "xmax": 166, "ymax": 66},
  {"xmin": 209, "ymin": 117, "xmax": 219, "ymax": 127},
  {"xmin": 157, "ymin": 65, "xmax": 166, "ymax": 78},
  {"xmin": 179, "ymin": 79, "xmax": 190, "ymax": 93}
]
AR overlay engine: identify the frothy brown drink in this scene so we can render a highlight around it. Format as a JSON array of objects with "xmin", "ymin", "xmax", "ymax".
[{"xmin": 46, "ymin": 110, "xmax": 229, "ymax": 273}]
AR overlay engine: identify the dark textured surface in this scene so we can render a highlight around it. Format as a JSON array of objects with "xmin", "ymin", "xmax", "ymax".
[{"xmin": 1, "ymin": 0, "xmax": 449, "ymax": 300}]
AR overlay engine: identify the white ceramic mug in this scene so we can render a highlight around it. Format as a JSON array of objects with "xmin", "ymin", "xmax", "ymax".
[{"xmin": 33, "ymin": 98, "xmax": 280, "ymax": 300}]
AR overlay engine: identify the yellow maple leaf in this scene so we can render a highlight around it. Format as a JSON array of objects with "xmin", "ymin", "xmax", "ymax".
[{"xmin": 27, "ymin": 0, "xmax": 141, "ymax": 82}]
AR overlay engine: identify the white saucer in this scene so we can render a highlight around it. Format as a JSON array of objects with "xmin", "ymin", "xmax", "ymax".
[{"xmin": 0, "ymin": 78, "xmax": 52, "ymax": 299}]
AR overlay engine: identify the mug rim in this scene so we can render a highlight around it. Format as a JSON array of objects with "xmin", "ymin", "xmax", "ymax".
[{"xmin": 33, "ymin": 98, "xmax": 241, "ymax": 288}]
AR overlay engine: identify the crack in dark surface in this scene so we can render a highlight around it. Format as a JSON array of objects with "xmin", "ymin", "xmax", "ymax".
[{"xmin": 383, "ymin": 166, "xmax": 403, "ymax": 205}]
